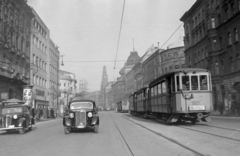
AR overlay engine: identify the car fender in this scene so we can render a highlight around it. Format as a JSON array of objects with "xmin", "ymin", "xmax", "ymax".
[
  {"xmin": 63, "ymin": 116, "xmax": 71, "ymax": 126},
  {"xmin": 18, "ymin": 118, "xmax": 26, "ymax": 127},
  {"xmin": 91, "ymin": 115, "xmax": 99, "ymax": 125}
]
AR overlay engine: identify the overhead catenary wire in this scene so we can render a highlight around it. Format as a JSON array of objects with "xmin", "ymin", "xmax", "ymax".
[
  {"xmin": 113, "ymin": 0, "xmax": 126, "ymax": 76},
  {"xmin": 160, "ymin": 23, "xmax": 183, "ymax": 49}
]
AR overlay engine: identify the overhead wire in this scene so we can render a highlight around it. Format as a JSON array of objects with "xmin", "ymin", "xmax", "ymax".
[
  {"xmin": 113, "ymin": 0, "xmax": 126, "ymax": 80},
  {"xmin": 160, "ymin": 23, "xmax": 183, "ymax": 49}
]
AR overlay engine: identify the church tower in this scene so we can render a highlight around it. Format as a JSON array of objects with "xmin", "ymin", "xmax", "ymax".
[
  {"xmin": 99, "ymin": 66, "xmax": 108, "ymax": 109},
  {"xmin": 100, "ymin": 66, "xmax": 108, "ymax": 91}
]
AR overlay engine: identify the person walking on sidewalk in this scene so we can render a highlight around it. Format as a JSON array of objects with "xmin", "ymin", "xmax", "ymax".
[
  {"xmin": 219, "ymin": 101, "xmax": 224, "ymax": 115},
  {"xmin": 51, "ymin": 108, "xmax": 55, "ymax": 119}
]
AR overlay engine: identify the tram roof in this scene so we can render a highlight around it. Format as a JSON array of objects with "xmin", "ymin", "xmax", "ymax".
[{"xmin": 149, "ymin": 68, "xmax": 210, "ymax": 86}]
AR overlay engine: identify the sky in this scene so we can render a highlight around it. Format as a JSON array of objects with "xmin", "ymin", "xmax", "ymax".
[{"xmin": 27, "ymin": 0, "xmax": 196, "ymax": 92}]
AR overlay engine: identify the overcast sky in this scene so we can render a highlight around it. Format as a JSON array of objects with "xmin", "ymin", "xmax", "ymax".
[{"xmin": 27, "ymin": 0, "xmax": 195, "ymax": 91}]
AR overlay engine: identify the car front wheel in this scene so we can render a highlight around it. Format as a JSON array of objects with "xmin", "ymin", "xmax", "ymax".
[{"xmin": 64, "ymin": 126, "xmax": 71, "ymax": 134}]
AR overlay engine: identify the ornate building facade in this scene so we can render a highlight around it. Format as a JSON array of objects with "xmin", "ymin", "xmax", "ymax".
[
  {"xmin": 0, "ymin": 0, "xmax": 34, "ymax": 101},
  {"xmin": 180, "ymin": 0, "xmax": 240, "ymax": 113}
]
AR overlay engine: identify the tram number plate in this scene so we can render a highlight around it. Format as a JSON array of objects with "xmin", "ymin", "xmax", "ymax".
[{"xmin": 189, "ymin": 105, "xmax": 205, "ymax": 110}]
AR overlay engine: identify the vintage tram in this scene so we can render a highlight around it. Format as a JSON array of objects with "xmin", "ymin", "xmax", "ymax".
[
  {"xmin": 116, "ymin": 101, "xmax": 129, "ymax": 113},
  {"xmin": 130, "ymin": 68, "xmax": 213, "ymax": 124}
]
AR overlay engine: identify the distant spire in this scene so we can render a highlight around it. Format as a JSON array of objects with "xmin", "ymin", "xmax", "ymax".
[{"xmin": 132, "ymin": 39, "xmax": 135, "ymax": 51}]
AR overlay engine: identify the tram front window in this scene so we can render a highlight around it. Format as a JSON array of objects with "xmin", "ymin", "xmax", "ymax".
[
  {"xmin": 191, "ymin": 76, "xmax": 199, "ymax": 90},
  {"xmin": 182, "ymin": 76, "xmax": 190, "ymax": 91},
  {"xmin": 200, "ymin": 75, "xmax": 208, "ymax": 90}
]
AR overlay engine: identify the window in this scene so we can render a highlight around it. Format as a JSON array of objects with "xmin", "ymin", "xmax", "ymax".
[
  {"xmin": 33, "ymin": 54, "xmax": 35, "ymax": 64},
  {"xmin": 219, "ymin": 37, "xmax": 222, "ymax": 49},
  {"xmin": 230, "ymin": 57, "xmax": 234, "ymax": 72},
  {"xmin": 211, "ymin": 18, "xmax": 215, "ymax": 28},
  {"xmin": 228, "ymin": 32, "xmax": 232, "ymax": 45},
  {"xmin": 198, "ymin": 51, "xmax": 201, "ymax": 62},
  {"xmin": 182, "ymin": 75, "xmax": 190, "ymax": 91},
  {"xmin": 191, "ymin": 76, "xmax": 199, "ymax": 90},
  {"xmin": 213, "ymin": 40, "xmax": 217, "ymax": 50},
  {"xmin": 237, "ymin": 54, "xmax": 240, "ymax": 70},
  {"xmin": 200, "ymin": 75, "xmax": 208, "ymax": 90},
  {"xmin": 205, "ymin": 47, "xmax": 208, "ymax": 58},
  {"xmin": 201, "ymin": 49, "xmax": 204, "ymax": 60},
  {"xmin": 33, "ymin": 74, "xmax": 35, "ymax": 84},
  {"xmin": 158, "ymin": 84, "xmax": 161, "ymax": 95},
  {"xmin": 162, "ymin": 82, "xmax": 166, "ymax": 93},
  {"xmin": 215, "ymin": 61, "xmax": 219, "ymax": 75},
  {"xmin": 234, "ymin": 28, "xmax": 238, "ymax": 42}
]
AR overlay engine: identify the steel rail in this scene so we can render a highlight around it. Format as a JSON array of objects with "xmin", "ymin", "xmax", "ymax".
[
  {"xmin": 120, "ymin": 114, "xmax": 209, "ymax": 156},
  {"xmin": 109, "ymin": 112, "xmax": 135, "ymax": 156}
]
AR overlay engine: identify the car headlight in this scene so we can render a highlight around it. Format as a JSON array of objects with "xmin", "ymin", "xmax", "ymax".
[
  {"xmin": 69, "ymin": 113, "xmax": 74, "ymax": 118},
  {"xmin": 13, "ymin": 115, "xmax": 18, "ymax": 119},
  {"xmin": 88, "ymin": 112, "xmax": 93, "ymax": 117}
]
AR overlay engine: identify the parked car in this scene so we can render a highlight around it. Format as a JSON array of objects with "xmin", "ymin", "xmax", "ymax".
[
  {"xmin": 0, "ymin": 99, "xmax": 34, "ymax": 134},
  {"xmin": 63, "ymin": 99, "xmax": 99, "ymax": 134}
]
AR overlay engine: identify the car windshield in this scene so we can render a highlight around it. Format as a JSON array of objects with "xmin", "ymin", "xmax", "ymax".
[
  {"xmin": 2, "ymin": 107, "xmax": 22, "ymax": 115},
  {"xmin": 70, "ymin": 102, "xmax": 93, "ymax": 110}
]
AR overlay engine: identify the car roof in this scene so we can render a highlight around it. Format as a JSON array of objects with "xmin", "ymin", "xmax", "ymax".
[
  {"xmin": 68, "ymin": 99, "xmax": 96, "ymax": 107},
  {"xmin": 0, "ymin": 99, "xmax": 26, "ymax": 108}
]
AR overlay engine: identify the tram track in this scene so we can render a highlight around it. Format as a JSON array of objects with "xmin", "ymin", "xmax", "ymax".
[
  {"xmin": 109, "ymin": 112, "xmax": 135, "ymax": 156},
  {"xmin": 114, "ymin": 113, "xmax": 209, "ymax": 156},
  {"xmin": 177, "ymin": 124, "xmax": 240, "ymax": 142}
]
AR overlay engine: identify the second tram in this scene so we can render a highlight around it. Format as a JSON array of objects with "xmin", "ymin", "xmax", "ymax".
[{"xmin": 130, "ymin": 68, "xmax": 213, "ymax": 124}]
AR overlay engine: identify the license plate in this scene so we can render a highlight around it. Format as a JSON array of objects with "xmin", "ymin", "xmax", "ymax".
[
  {"xmin": 8, "ymin": 125, "xmax": 15, "ymax": 128},
  {"xmin": 189, "ymin": 105, "xmax": 205, "ymax": 110}
]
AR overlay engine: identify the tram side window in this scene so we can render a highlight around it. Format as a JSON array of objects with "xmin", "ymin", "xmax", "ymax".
[
  {"xmin": 171, "ymin": 76, "xmax": 175, "ymax": 93},
  {"xmin": 151, "ymin": 88, "xmax": 154, "ymax": 97},
  {"xmin": 162, "ymin": 82, "xmax": 166, "ymax": 93},
  {"xmin": 154, "ymin": 86, "xmax": 158, "ymax": 96},
  {"xmin": 200, "ymin": 75, "xmax": 208, "ymax": 90},
  {"xmin": 191, "ymin": 76, "xmax": 199, "ymax": 90},
  {"xmin": 158, "ymin": 83, "xmax": 161, "ymax": 95},
  {"xmin": 176, "ymin": 76, "xmax": 180, "ymax": 91},
  {"xmin": 182, "ymin": 76, "xmax": 190, "ymax": 91}
]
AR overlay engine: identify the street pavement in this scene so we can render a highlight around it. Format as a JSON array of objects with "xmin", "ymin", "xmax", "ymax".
[{"xmin": 1, "ymin": 111, "xmax": 239, "ymax": 156}]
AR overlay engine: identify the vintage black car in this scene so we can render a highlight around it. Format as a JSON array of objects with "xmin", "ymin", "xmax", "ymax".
[
  {"xmin": 0, "ymin": 99, "xmax": 34, "ymax": 134},
  {"xmin": 63, "ymin": 99, "xmax": 99, "ymax": 134}
]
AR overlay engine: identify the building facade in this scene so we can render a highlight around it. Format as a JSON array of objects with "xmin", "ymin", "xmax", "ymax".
[
  {"xmin": 30, "ymin": 8, "xmax": 49, "ymax": 109},
  {"xmin": 0, "ymin": 0, "xmax": 33, "ymax": 102},
  {"xmin": 48, "ymin": 39, "xmax": 60, "ymax": 114},
  {"xmin": 59, "ymin": 70, "xmax": 77, "ymax": 114},
  {"xmin": 180, "ymin": 0, "xmax": 240, "ymax": 114}
]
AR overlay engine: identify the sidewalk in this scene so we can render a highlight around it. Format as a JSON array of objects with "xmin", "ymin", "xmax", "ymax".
[
  {"xmin": 35, "ymin": 117, "xmax": 60, "ymax": 123},
  {"xmin": 210, "ymin": 110, "xmax": 240, "ymax": 117}
]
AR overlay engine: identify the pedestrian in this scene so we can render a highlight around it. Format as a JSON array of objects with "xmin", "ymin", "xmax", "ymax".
[
  {"xmin": 219, "ymin": 101, "xmax": 224, "ymax": 115},
  {"xmin": 51, "ymin": 108, "xmax": 55, "ymax": 119},
  {"xmin": 231, "ymin": 96, "xmax": 236, "ymax": 114},
  {"xmin": 36, "ymin": 108, "xmax": 40, "ymax": 121},
  {"xmin": 31, "ymin": 108, "xmax": 35, "ymax": 119},
  {"xmin": 40, "ymin": 107, "xmax": 43, "ymax": 119}
]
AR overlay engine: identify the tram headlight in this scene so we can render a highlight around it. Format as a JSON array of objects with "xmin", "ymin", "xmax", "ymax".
[
  {"xmin": 88, "ymin": 112, "xmax": 93, "ymax": 118},
  {"xmin": 13, "ymin": 115, "xmax": 18, "ymax": 119},
  {"xmin": 69, "ymin": 113, "xmax": 74, "ymax": 118}
]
